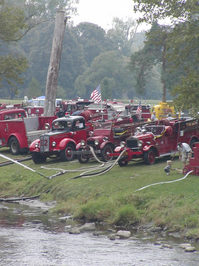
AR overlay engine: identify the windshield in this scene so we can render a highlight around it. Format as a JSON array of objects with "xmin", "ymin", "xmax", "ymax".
[
  {"xmin": 93, "ymin": 121, "xmax": 112, "ymax": 130},
  {"xmin": 52, "ymin": 120, "xmax": 72, "ymax": 131}
]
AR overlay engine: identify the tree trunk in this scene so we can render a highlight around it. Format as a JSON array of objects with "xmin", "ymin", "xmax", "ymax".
[{"xmin": 44, "ymin": 10, "xmax": 66, "ymax": 116}]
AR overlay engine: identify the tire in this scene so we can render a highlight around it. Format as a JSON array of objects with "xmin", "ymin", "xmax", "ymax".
[
  {"xmin": 190, "ymin": 139, "xmax": 198, "ymax": 149},
  {"xmin": 101, "ymin": 144, "xmax": 114, "ymax": 162},
  {"xmin": 144, "ymin": 149, "xmax": 155, "ymax": 165},
  {"xmin": 60, "ymin": 143, "xmax": 75, "ymax": 161},
  {"xmin": 78, "ymin": 148, "xmax": 89, "ymax": 163},
  {"xmin": 118, "ymin": 159, "xmax": 128, "ymax": 167},
  {"xmin": 9, "ymin": 137, "xmax": 20, "ymax": 155},
  {"xmin": 32, "ymin": 152, "xmax": 46, "ymax": 164}
]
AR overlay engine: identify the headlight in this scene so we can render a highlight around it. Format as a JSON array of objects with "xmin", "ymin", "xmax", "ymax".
[
  {"xmin": 120, "ymin": 141, "xmax": 126, "ymax": 148},
  {"xmin": 138, "ymin": 140, "xmax": 143, "ymax": 147},
  {"xmin": 103, "ymin": 137, "xmax": 108, "ymax": 141},
  {"xmin": 81, "ymin": 140, "xmax": 86, "ymax": 146},
  {"xmin": 89, "ymin": 131, "xmax": 94, "ymax": 137},
  {"xmin": 94, "ymin": 140, "xmax": 99, "ymax": 145},
  {"xmin": 52, "ymin": 141, "xmax": 56, "ymax": 147},
  {"xmin": 35, "ymin": 143, "xmax": 39, "ymax": 148},
  {"xmin": 45, "ymin": 123, "xmax": 50, "ymax": 130}
]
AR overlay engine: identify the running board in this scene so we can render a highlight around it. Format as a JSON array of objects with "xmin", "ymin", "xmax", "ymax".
[{"xmin": 158, "ymin": 151, "xmax": 177, "ymax": 158}]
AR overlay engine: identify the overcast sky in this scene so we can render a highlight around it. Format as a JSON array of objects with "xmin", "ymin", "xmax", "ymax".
[{"xmin": 72, "ymin": 0, "xmax": 137, "ymax": 30}]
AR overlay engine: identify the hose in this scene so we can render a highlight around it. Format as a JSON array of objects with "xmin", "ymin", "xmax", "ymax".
[
  {"xmin": 72, "ymin": 149, "xmax": 126, "ymax": 179},
  {"xmin": 0, "ymin": 153, "xmax": 48, "ymax": 179},
  {"xmin": 135, "ymin": 170, "xmax": 193, "ymax": 192}
]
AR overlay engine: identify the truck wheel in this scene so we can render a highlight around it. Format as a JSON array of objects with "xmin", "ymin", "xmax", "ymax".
[
  {"xmin": 190, "ymin": 138, "xmax": 198, "ymax": 149},
  {"xmin": 32, "ymin": 152, "xmax": 46, "ymax": 164},
  {"xmin": 118, "ymin": 159, "xmax": 128, "ymax": 167},
  {"xmin": 78, "ymin": 149, "xmax": 89, "ymax": 163},
  {"xmin": 101, "ymin": 144, "xmax": 113, "ymax": 162},
  {"xmin": 144, "ymin": 149, "xmax": 155, "ymax": 165},
  {"xmin": 60, "ymin": 143, "xmax": 75, "ymax": 161},
  {"xmin": 9, "ymin": 137, "xmax": 20, "ymax": 155}
]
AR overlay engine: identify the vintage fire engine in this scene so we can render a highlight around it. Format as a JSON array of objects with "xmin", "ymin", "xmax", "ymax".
[
  {"xmin": 29, "ymin": 116, "xmax": 91, "ymax": 163},
  {"xmin": 23, "ymin": 96, "xmax": 63, "ymax": 116},
  {"xmin": 0, "ymin": 108, "xmax": 55, "ymax": 154},
  {"xmin": 0, "ymin": 108, "xmax": 27, "ymax": 120},
  {"xmin": 125, "ymin": 103, "xmax": 151, "ymax": 122},
  {"xmin": 76, "ymin": 116, "xmax": 148, "ymax": 163},
  {"xmin": 111, "ymin": 117, "xmax": 199, "ymax": 167}
]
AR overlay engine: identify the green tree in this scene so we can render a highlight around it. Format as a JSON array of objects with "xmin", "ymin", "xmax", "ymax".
[
  {"xmin": 26, "ymin": 77, "xmax": 41, "ymax": 98},
  {"xmin": 74, "ymin": 22, "xmax": 114, "ymax": 66},
  {"xmin": 129, "ymin": 23, "xmax": 172, "ymax": 100},
  {"xmin": 107, "ymin": 18, "xmax": 138, "ymax": 56},
  {"xmin": 74, "ymin": 50, "xmax": 135, "ymax": 99},
  {"xmin": 133, "ymin": 0, "xmax": 199, "ymax": 111}
]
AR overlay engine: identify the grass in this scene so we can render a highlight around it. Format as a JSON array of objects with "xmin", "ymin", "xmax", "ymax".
[{"xmin": 0, "ymin": 147, "xmax": 199, "ymax": 239}]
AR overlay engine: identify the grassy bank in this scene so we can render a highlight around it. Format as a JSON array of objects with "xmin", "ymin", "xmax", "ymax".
[{"xmin": 0, "ymin": 148, "xmax": 199, "ymax": 239}]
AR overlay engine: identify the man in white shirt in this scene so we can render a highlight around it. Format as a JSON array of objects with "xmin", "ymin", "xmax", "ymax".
[{"xmin": 177, "ymin": 142, "xmax": 192, "ymax": 167}]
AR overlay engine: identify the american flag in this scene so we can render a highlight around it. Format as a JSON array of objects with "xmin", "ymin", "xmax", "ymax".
[
  {"xmin": 136, "ymin": 102, "xmax": 142, "ymax": 119},
  {"xmin": 90, "ymin": 84, "xmax": 102, "ymax": 103}
]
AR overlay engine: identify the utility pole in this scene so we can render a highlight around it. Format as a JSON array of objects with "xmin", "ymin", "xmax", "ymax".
[{"xmin": 44, "ymin": 10, "xmax": 66, "ymax": 116}]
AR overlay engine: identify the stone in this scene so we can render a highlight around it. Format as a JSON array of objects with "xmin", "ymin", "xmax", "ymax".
[
  {"xmin": 116, "ymin": 230, "xmax": 131, "ymax": 239},
  {"xmin": 69, "ymin": 228, "xmax": 80, "ymax": 234},
  {"xmin": 108, "ymin": 234, "xmax": 116, "ymax": 240},
  {"xmin": 185, "ymin": 246, "xmax": 196, "ymax": 252},
  {"xmin": 79, "ymin": 223, "xmax": 96, "ymax": 232}
]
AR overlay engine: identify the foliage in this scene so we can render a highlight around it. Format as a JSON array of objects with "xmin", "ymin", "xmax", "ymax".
[
  {"xmin": 133, "ymin": 0, "xmax": 199, "ymax": 24},
  {"xmin": 133, "ymin": 0, "xmax": 199, "ymax": 109},
  {"xmin": 74, "ymin": 22, "xmax": 114, "ymax": 66},
  {"xmin": 113, "ymin": 204, "xmax": 139, "ymax": 226},
  {"xmin": 107, "ymin": 18, "xmax": 138, "ymax": 56},
  {"xmin": 74, "ymin": 50, "xmax": 135, "ymax": 99},
  {"xmin": 0, "ymin": 4, "xmax": 27, "ymax": 41},
  {"xmin": 0, "ymin": 55, "xmax": 28, "ymax": 98},
  {"xmin": 172, "ymin": 71, "xmax": 199, "ymax": 115},
  {"xmin": 129, "ymin": 23, "xmax": 171, "ymax": 100},
  {"xmin": 26, "ymin": 77, "xmax": 42, "ymax": 98}
]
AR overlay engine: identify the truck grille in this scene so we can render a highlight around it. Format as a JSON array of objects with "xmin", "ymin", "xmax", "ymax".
[
  {"xmin": 126, "ymin": 137, "xmax": 138, "ymax": 149},
  {"xmin": 40, "ymin": 135, "xmax": 49, "ymax": 153},
  {"xmin": 87, "ymin": 139, "xmax": 95, "ymax": 147}
]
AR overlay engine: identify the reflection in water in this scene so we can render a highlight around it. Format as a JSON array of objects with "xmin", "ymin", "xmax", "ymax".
[{"xmin": 0, "ymin": 202, "xmax": 198, "ymax": 266}]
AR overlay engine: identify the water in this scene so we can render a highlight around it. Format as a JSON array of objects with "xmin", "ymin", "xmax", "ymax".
[{"xmin": 0, "ymin": 201, "xmax": 199, "ymax": 266}]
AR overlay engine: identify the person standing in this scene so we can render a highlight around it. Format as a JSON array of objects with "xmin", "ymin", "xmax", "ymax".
[
  {"xmin": 151, "ymin": 111, "xmax": 157, "ymax": 121},
  {"xmin": 177, "ymin": 142, "xmax": 192, "ymax": 167}
]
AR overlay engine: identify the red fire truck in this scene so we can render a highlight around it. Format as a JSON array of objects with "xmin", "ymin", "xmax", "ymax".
[
  {"xmin": 125, "ymin": 103, "xmax": 151, "ymax": 122},
  {"xmin": 111, "ymin": 117, "xmax": 199, "ymax": 166},
  {"xmin": 0, "ymin": 108, "xmax": 55, "ymax": 155},
  {"xmin": 29, "ymin": 116, "xmax": 92, "ymax": 163},
  {"xmin": 0, "ymin": 108, "xmax": 27, "ymax": 120},
  {"xmin": 76, "ymin": 116, "xmax": 148, "ymax": 163}
]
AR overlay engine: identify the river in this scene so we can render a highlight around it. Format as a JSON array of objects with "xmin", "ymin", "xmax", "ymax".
[{"xmin": 0, "ymin": 201, "xmax": 198, "ymax": 266}]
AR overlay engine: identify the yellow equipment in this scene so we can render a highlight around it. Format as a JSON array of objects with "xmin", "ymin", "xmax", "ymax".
[{"xmin": 152, "ymin": 101, "xmax": 176, "ymax": 120}]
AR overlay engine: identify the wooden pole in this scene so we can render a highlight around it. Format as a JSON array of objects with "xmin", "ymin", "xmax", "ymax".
[{"xmin": 44, "ymin": 10, "xmax": 66, "ymax": 116}]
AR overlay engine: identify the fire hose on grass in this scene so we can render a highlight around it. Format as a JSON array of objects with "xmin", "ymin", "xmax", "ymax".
[
  {"xmin": 0, "ymin": 146, "xmax": 125, "ymax": 180},
  {"xmin": 41, "ymin": 146, "xmax": 127, "ymax": 179},
  {"xmin": 0, "ymin": 151, "xmax": 195, "ymax": 201}
]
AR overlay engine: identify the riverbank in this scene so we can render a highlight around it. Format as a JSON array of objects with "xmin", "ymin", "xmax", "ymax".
[{"xmin": 0, "ymin": 149, "xmax": 199, "ymax": 242}]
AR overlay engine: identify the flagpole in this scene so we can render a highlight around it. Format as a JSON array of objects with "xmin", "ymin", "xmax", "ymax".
[{"xmin": 101, "ymin": 98, "xmax": 103, "ymax": 121}]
